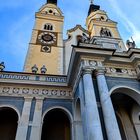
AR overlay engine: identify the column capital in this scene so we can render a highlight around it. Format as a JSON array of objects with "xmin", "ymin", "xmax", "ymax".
[
  {"xmin": 94, "ymin": 67, "xmax": 106, "ymax": 76},
  {"xmin": 81, "ymin": 67, "xmax": 93, "ymax": 76},
  {"xmin": 24, "ymin": 96, "xmax": 33, "ymax": 101},
  {"xmin": 35, "ymin": 97, "xmax": 44, "ymax": 101}
]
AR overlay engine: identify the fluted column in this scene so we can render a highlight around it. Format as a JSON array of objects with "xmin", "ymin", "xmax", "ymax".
[
  {"xmin": 95, "ymin": 69, "xmax": 122, "ymax": 140},
  {"xmin": 16, "ymin": 97, "xmax": 32, "ymax": 140},
  {"xmin": 30, "ymin": 98, "xmax": 43, "ymax": 140},
  {"xmin": 82, "ymin": 68, "xmax": 103, "ymax": 140}
]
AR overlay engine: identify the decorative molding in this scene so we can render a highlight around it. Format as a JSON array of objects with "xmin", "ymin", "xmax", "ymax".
[
  {"xmin": 89, "ymin": 60, "xmax": 97, "ymax": 66},
  {"xmin": 0, "ymin": 74, "xmax": 30, "ymax": 80},
  {"xmin": 135, "ymin": 65, "xmax": 140, "ymax": 80},
  {"xmin": 105, "ymin": 67, "xmax": 137, "ymax": 78},
  {"xmin": 82, "ymin": 60, "xmax": 99, "ymax": 67},
  {"xmin": 0, "ymin": 73, "xmax": 67, "ymax": 84},
  {"xmin": 0, "ymin": 86, "xmax": 72, "ymax": 99},
  {"xmin": 46, "ymin": 76, "xmax": 66, "ymax": 83}
]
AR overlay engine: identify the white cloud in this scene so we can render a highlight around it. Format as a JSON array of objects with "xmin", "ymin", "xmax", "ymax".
[{"xmin": 107, "ymin": 0, "xmax": 140, "ymax": 47}]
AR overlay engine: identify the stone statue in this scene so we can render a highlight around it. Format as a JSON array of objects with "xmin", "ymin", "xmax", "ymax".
[{"xmin": 126, "ymin": 38, "xmax": 136, "ymax": 48}]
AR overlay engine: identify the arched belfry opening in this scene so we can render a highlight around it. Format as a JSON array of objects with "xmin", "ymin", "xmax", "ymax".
[
  {"xmin": 41, "ymin": 108, "xmax": 71, "ymax": 140},
  {"xmin": 111, "ymin": 89, "xmax": 140, "ymax": 140},
  {"xmin": 0, "ymin": 107, "xmax": 18, "ymax": 140}
]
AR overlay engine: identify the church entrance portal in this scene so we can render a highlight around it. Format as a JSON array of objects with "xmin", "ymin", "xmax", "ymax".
[
  {"xmin": 0, "ymin": 107, "xmax": 18, "ymax": 140},
  {"xmin": 41, "ymin": 108, "xmax": 71, "ymax": 140}
]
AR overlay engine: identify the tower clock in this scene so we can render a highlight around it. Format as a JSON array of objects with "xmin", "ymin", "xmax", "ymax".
[{"xmin": 37, "ymin": 31, "xmax": 57, "ymax": 46}]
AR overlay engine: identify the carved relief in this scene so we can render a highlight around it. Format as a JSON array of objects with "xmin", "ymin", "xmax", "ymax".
[
  {"xmin": 89, "ymin": 60, "xmax": 97, "ymax": 66},
  {"xmin": 32, "ymin": 89, "xmax": 39, "ymax": 94},
  {"xmin": 60, "ymin": 90, "xmax": 66, "ymax": 96},
  {"xmin": 83, "ymin": 60, "xmax": 98, "ymax": 67},
  {"xmin": 0, "ymin": 86, "xmax": 72, "ymax": 98},
  {"xmin": 42, "ymin": 89, "xmax": 49, "ymax": 95},
  {"xmin": 106, "ymin": 67, "xmax": 137, "ymax": 78},
  {"xmin": 13, "ymin": 88, "xmax": 20, "ymax": 94},
  {"xmin": 2, "ymin": 87, "xmax": 10, "ymax": 93},
  {"xmin": 22, "ymin": 88, "xmax": 29, "ymax": 94},
  {"xmin": 110, "ymin": 68, "xmax": 116, "ymax": 73},
  {"xmin": 121, "ymin": 69, "xmax": 128, "ymax": 74}
]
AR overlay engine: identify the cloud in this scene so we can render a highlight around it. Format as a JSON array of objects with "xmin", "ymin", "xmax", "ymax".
[{"xmin": 107, "ymin": 0, "xmax": 140, "ymax": 47}]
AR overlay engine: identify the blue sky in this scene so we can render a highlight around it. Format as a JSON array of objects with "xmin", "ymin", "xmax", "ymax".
[{"xmin": 0, "ymin": 0, "xmax": 140, "ymax": 72}]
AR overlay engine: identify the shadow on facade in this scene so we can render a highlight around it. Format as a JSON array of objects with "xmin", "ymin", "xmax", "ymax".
[
  {"xmin": 111, "ymin": 88, "xmax": 140, "ymax": 140},
  {"xmin": 0, "ymin": 107, "xmax": 18, "ymax": 140},
  {"xmin": 41, "ymin": 108, "xmax": 71, "ymax": 140}
]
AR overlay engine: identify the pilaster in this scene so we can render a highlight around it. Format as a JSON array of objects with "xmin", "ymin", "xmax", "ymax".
[
  {"xmin": 30, "ymin": 97, "xmax": 43, "ymax": 140},
  {"xmin": 15, "ymin": 97, "xmax": 32, "ymax": 140}
]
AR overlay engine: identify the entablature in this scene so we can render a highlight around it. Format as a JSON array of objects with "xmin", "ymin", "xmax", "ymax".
[
  {"xmin": 0, "ymin": 72, "xmax": 72, "ymax": 99},
  {"xmin": 67, "ymin": 44, "xmax": 140, "ymax": 92}
]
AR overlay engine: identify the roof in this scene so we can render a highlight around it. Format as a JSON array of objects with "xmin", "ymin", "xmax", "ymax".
[
  {"xmin": 88, "ymin": 4, "xmax": 100, "ymax": 16},
  {"xmin": 67, "ymin": 25, "xmax": 89, "ymax": 34}
]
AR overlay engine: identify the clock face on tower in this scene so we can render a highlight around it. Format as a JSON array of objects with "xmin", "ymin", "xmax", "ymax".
[{"xmin": 37, "ymin": 31, "xmax": 57, "ymax": 46}]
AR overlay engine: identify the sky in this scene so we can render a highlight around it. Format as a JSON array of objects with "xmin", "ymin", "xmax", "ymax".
[{"xmin": 0, "ymin": 0, "xmax": 140, "ymax": 72}]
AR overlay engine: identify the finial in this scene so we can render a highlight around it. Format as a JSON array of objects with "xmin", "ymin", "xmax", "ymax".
[
  {"xmin": 0, "ymin": 62, "xmax": 5, "ymax": 71},
  {"xmin": 40, "ymin": 65, "xmax": 47, "ymax": 74},
  {"xmin": 31, "ymin": 64, "xmax": 38, "ymax": 74},
  {"xmin": 90, "ymin": 0, "xmax": 94, "ymax": 4}
]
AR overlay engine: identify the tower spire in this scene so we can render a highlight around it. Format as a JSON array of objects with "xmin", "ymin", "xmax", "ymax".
[{"xmin": 88, "ymin": 0, "xmax": 100, "ymax": 16}]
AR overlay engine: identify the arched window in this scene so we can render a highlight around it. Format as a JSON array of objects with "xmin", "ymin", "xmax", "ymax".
[
  {"xmin": 100, "ymin": 27, "xmax": 112, "ymax": 37},
  {"xmin": 44, "ymin": 23, "xmax": 53, "ymax": 31},
  {"xmin": 41, "ymin": 108, "xmax": 71, "ymax": 140},
  {"xmin": 0, "ymin": 107, "xmax": 18, "ymax": 140}
]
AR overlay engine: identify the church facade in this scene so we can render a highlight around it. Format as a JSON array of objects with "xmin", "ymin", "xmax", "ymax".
[{"xmin": 0, "ymin": 0, "xmax": 140, "ymax": 140}]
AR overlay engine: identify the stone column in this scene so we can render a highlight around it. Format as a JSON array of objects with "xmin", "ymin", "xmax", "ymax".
[
  {"xmin": 30, "ymin": 98, "xmax": 43, "ymax": 140},
  {"xmin": 16, "ymin": 97, "xmax": 32, "ymax": 140},
  {"xmin": 95, "ymin": 69, "xmax": 122, "ymax": 140},
  {"xmin": 82, "ymin": 69, "xmax": 103, "ymax": 140}
]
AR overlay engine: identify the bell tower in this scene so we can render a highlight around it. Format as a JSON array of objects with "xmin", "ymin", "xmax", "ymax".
[
  {"xmin": 86, "ymin": 2, "xmax": 127, "ymax": 51},
  {"xmin": 24, "ymin": 0, "xmax": 64, "ymax": 75}
]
